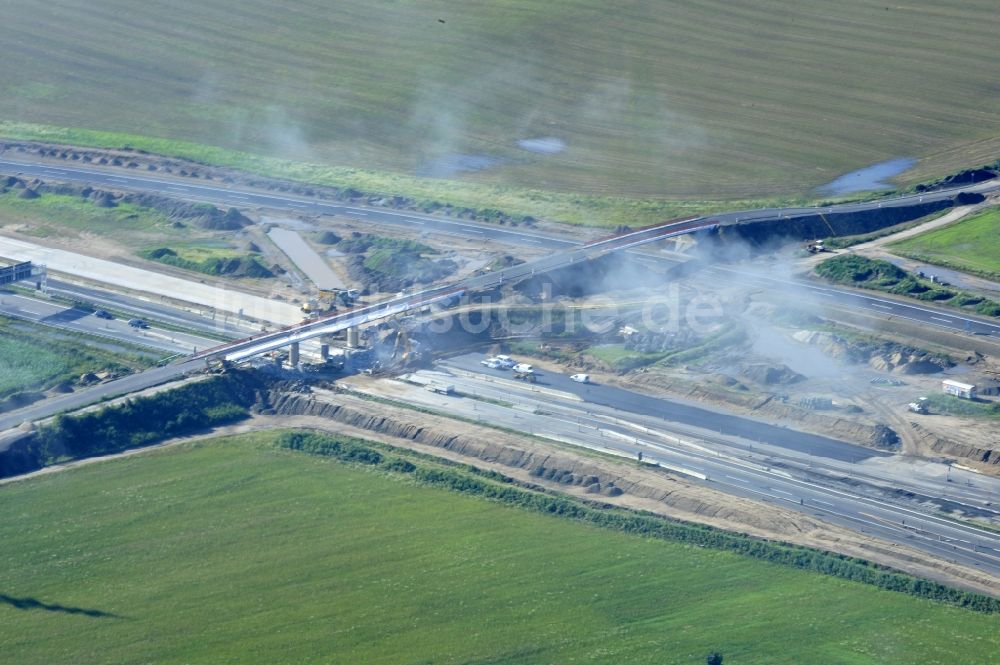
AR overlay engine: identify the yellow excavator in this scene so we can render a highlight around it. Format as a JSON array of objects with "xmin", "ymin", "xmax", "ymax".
[{"xmin": 301, "ymin": 290, "xmax": 338, "ymax": 317}]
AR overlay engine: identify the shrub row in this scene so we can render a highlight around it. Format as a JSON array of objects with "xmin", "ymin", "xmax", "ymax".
[
  {"xmin": 816, "ymin": 255, "xmax": 1000, "ymax": 317},
  {"xmin": 0, "ymin": 372, "xmax": 261, "ymax": 477},
  {"xmin": 278, "ymin": 431, "xmax": 1000, "ymax": 614}
]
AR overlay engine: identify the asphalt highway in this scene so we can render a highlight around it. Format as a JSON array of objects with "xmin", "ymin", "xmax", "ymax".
[
  {"xmin": 3, "ymin": 155, "xmax": 998, "ymax": 342},
  {"xmin": 2, "ymin": 156, "xmax": 998, "ymax": 250},
  {"xmin": 2, "ymin": 155, "xmax": 1000, "ymax": 577},
  {"xmin": 376, "ymin": 369, "xmax": 1000, "ymax": 578},
  {"xmin": 0, "ymin": 158, "xmax": 572, "ymax": 250},
  {"xmin": 0, "ymin": 358, "xmax": 204, "ymax": 433},
  {"xmin": 44, "ymin": 278, "xmax": 253, "ymax": 338},
  {"xmin": 0, "ymin": 155, "xmax": 996, "ymax": 427},
  {"xmin": 443, "ymin": 353, "xmax": 887, "ymax": 463},
  {"xmin": 0, "ymin": 291, "xmax": 219, "ymax": 355},
  {"xmin": 715, "ymin": 266, "xmax": 1000, "ymax": 339}
]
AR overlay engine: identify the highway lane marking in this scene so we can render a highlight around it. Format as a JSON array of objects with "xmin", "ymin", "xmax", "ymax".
[
  {"xmin": 811, "ymin": 499, "xmax": 834, "ymax": 507},
  {"xmin": 869, "ymin": 303, "xmax": 893, "ymax": 310},
  {"xmin": 797, "ymin": 284, "xmax": 1000, "ymax": 333},
  {"xmin": 699, "ymin": 451, "xmax": 1000, "ymax": 543},
  {"xmin": 737, "ymin": 484, "xmax": 998, "ymax": 566},
  {"xmin": 931, "ymin": 316, "xmax": 953, "ymax": 323},
  {"xmin": 770, "ymin": 488, "xmax": 794, "ymax": 496},
  {"xmin": 724, "ymin": 475, "xmax": 749, "ymax": 483},
  {"xmin": 9, "ymin": 154, "xmax": 995, "ymax": 248},
  {"xmin": 1, "ymin": 158, "xmax": 574, "ymax": 246}
]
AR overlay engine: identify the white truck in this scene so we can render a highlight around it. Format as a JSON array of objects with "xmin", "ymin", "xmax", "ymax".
[{"xmin": 425, "ymin": 383, "xmax": 455, "ymax": 395}]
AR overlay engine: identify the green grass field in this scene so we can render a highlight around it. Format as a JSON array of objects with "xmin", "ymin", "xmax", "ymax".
[
  {"xmin": 815, "ymin": 254, "xmax": 1000, "ymax": 316},
  {"xmin": 890, "ymin": 206, "xmax": 1000, "ymax": 281},
  {"xmin": 0, "ymin": 190, "xmax": 187, "ymax": 246},
  {"xmin": 923, "ymin": 393, "xmax": 1000, "ymax": 419},
  {"xmin": 0, "ymin": 315, "xmax": 154, "ymax": 400},
  {"xmin": 2, "ymin": 432, "xmax": 997, "ymax": 664},
  {"xmin": 0, "ymin": 1, "xmax": 997, "ymax": 217},
  {"xmin": 586, "ymin": 343, "xmax": 668, "ymax": 371}
]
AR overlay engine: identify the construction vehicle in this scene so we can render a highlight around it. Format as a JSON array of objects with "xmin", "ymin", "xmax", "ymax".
[
  {"xmin": 301, "ymin": 289, "xmax": 340, "ymax": 316},
  {"xmin": 805, "ymin": 240, "xmax": 827, "ymax": 254},
  {"xmin": 513, "ymin": 369, "xmax": 537, "ymax": 383},
  {"xmin": 908, "ymin": 397, "xmax": 929, "ymax": 414}
]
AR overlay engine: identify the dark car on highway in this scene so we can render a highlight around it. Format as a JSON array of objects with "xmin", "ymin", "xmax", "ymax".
[
  {"xmin": 94, "ymin": 309, "xmax": 113, "ymax": 320},
  {"xmin": 128, "ymin": 318, "xmax": 148, "ymax": 329}
]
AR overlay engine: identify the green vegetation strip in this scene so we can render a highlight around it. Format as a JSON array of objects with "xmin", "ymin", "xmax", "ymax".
[
  {"xmin": 279, "ymin": 431, "xmax": 999, "ymax": 614},
  {"xmin": 0, "ymin": 372, "xmax": 258, "ymax": 477},
  {"xmin": 2, "ymin": 431, "xmax": 998, "ymax": 664},
  {"xmin": 922, "ymin": 393, "xmax": 1000, "ymax": 419},
  {"xmin": 889, "ymin": 206, "xmax": 1000, "ymax": 282},
  {"xmin": 816, "ymin": 255, "xmax": 1000, "ymax": 316},
  {"xmin": 0, "ymin": 189, "xmax": 177, "ymax": 242},
  {"xmin": 140, "ymin": 247, "xmax": 272, "ymax": 278},
  {"xmin": 0, "ymin": 315, "xmax": 154, "ymax": 401}
]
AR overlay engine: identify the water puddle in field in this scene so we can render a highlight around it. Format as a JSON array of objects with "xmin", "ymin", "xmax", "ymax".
[
  {"xmin": 818, "ymin": 157, "xmax": 915, "ymax": 195},
  {"xmin": 516, "ymin": 137, "xmax": 566, "ymax": 154}
]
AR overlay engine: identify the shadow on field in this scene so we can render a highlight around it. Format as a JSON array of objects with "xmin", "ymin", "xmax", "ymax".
[{"xmin": 0, "ymin": 593, "xmax": 122, "ymax": 619}]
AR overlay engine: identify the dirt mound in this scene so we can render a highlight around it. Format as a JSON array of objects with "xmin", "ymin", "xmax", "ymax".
[
  {"xmin": 90, "ymin": 191, "xmax": 117, "ymax": 208},
  {"xmin": 0, "ymin": 391, "xmax": 46, "ymax": 413},
  {"xmin": 17, "ymin": 188, "xmax": 39, "ymax": 200},
  {"xmin": 908, "ymin": 421, "xmax": 1000, "ymax": 467},
  {"xmin": 741, "ymin": 363, "xmax": 804, "ymax": 385},
  {"xmin": 718, "ymin": 198, "xmax": 954, "ymax": 246},
  {"xmin": 793, "ymin": 330, "xmax": 950, "ymax": 374},
  {"xmin": 265, "ymin": 389, "xmax": 819, "ymax": 532},
  {"xmin": 197, "ymin": 207, "xmax": 249, "ymax": 230},
  {"xmin": 316, "ymin": 231, "xmax": 341, "ymax": 245}
]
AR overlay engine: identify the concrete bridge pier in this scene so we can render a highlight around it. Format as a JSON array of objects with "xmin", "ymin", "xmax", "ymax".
[
  {"xmin": 289, "ymin": 342, "xmax": 300, "ymax": 367},
  {"xmin": 347, "ymin": 326, "xmax": 360, "ymax": 348},
  {"xmin": 320, "ymin": 344, "xmax": 330, "ymax": 361}
]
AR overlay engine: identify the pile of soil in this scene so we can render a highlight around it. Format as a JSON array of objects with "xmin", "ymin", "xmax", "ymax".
[
  {"xmin": 741, "ymin": 363, "xmax": 805, "ymax": 385},
  {"xmin": 793, "ymin": 330, "xmax": 950, "ymax": 374},
  {"xmin": 2, "ymin": 176, "xmax": 251, "ymax": 230}
]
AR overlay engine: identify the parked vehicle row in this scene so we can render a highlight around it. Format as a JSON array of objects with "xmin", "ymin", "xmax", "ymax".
[
  {"xmin": 480, "ymin": 355, "xmax": 518, "ymax": 370},
  {"xmin": 479, "ymin": 354, "xmax": 591, "ymax": 384}
]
